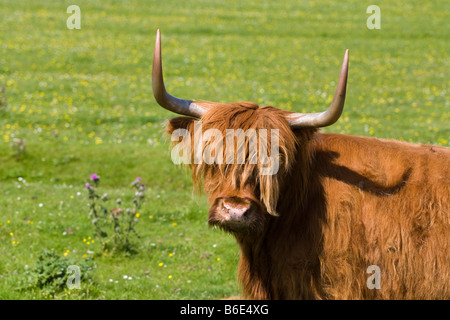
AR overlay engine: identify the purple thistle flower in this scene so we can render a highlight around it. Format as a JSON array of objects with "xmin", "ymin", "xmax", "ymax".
[
  {"xmin": 85, "ymin": 183, "xmax": 91, "ymax": 189},
  {"xmin": 136, "ymin": 177, "xmax": 141, "ymax": 181},
  {"xmin": 91, "ymin": 173, "xmax": 100, "ymax": 181}
]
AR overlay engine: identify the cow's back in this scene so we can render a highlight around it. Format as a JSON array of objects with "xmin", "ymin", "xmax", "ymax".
[{"xmin": 312, "ymin": 133, "xmax": 449, "ymax": 299}]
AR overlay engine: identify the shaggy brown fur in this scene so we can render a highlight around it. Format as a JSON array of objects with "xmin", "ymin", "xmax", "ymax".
[{"xmin": 167, "ymin": 101, "xmax": 450, "ymax": 299}]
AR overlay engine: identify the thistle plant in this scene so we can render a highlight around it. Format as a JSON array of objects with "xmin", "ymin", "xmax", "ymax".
[{"xmin": 85, "ymin": 174, "xmax": 145, "ymax": 254}]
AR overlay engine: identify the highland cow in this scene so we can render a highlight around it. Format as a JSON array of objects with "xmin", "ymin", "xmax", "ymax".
[{"xmin": 152, "ymin": 30, "xmax": 450, "ymax": 299}]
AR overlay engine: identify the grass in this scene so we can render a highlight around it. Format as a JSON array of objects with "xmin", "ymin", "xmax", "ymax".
[{"xmin": 0, "ymin": 0, "xmax": 448, "ymax": 299}]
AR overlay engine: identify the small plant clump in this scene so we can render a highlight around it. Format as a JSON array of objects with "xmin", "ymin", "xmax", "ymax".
[
  {"xmin": 86, "ymin": 174, "xmax": 146, "ymax": 255},
  {"xmin": 19, "ymin": 249, "xmax": 95, "ymax": 296}
]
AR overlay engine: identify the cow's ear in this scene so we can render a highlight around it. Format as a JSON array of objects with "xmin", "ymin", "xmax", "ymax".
[{"xmin": 166, "ymin": 117, "xmax": 196, "ymax": 135}]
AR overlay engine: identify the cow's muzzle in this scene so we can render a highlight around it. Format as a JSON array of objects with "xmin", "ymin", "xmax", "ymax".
[{"xmin": 208, "ymin": 197, "xmax": 263, "ymax": 233}]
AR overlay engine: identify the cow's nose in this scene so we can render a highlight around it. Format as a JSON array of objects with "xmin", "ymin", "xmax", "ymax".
[{"xmin": 219, "ymin": 197, "xmax": 252, "ymax": 222}]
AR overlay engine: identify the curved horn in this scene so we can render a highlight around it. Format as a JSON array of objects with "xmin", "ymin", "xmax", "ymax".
[
  {"xmin": 287, "ymin": 50, "xmax": 349, "ymax": 128},
  {"xmin": 152, "ymin": 29, "xmax": 207, "ymax": 118}
]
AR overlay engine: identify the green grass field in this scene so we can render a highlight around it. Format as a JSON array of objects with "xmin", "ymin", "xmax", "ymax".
[{"xmin": 0, "ymin": 0, "xmax": 448, "ymax": 299}]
